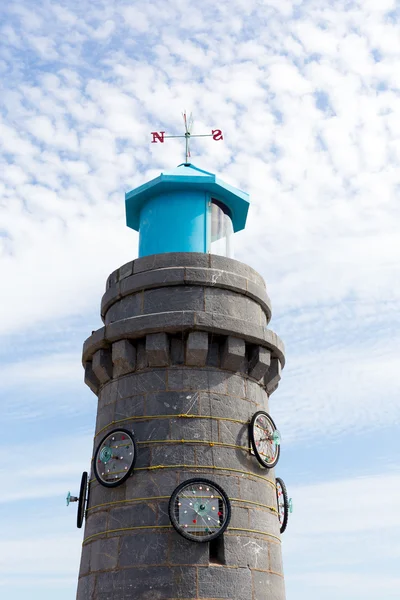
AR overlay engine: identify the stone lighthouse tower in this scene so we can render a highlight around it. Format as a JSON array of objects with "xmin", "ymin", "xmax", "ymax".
[{"xmin": 73, "ymin": 162, "xmax": 287, "ymax": 599}]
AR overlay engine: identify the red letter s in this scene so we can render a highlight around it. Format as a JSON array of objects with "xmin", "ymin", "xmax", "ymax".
[{"xmin": 212, "ymin": 129, "xmax": 223, "ymax": 141}]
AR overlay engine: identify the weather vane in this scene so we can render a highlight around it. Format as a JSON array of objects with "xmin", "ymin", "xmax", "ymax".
[{"xmin": 151, "ymin": 111, "xmax": 224, "ymax": 164}]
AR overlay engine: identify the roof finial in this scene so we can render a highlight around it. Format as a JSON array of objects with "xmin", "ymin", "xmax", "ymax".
[{"xmin": 151, "ymin": 111, "xmax": 224, "ymax": 164}]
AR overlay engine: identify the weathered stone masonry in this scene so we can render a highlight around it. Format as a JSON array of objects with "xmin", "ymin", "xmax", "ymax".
[{"xmin": 77, "ymin": 252, "xmax": 285, "ymax": 600}]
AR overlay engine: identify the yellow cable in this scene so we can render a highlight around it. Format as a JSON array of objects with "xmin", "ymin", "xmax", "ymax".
[
  {"xmin": 82, "ymin": 525, "xmax": 281, "ymax": 546},
  {"xmin": 83, "ymin": 525, "xmax": 171, "ymax": 545},
  {"xmin": 87, "ymin": 495, "xmax": 170, "ymax": 513},
  {"xmin": 228, "ymin": 528, "xmax": 281, "ymax": 543},
  {"xmin": 89, "ymin": 464, "xmax": 276, "ymax": 487},
  {"xmin": 136, "ymin": 439, "xmax": 249, "ymax": 452},
  {"xmin": 87, "ymin": 495, "xmax": 277, "ymax": 514}
]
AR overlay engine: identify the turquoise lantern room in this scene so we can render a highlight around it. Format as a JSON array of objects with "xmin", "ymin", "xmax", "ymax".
[{"xmin": 125, "ymin": 164, "xmax": 250, "ymax": 258}]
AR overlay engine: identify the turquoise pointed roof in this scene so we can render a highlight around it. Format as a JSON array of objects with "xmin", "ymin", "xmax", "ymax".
[{"xmin": 125, "ymin": 163, "xmax": 249, "ymax": 233}]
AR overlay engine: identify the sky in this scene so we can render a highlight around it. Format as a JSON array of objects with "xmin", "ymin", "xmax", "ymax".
[{"xmin": 0, "ymin": 0, "xmax": 400, "ymax": 598}]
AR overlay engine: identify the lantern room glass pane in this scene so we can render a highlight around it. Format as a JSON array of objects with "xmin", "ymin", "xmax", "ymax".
[{"xmin": 209, "ymin": 200, "xmax": 234, "ymax": 258}]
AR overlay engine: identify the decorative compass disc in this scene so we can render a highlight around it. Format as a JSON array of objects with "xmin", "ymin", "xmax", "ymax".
[
  {"xmin": 77, "ymin": 471, "xmax": 88, "ymax": 529},
  {"xmin": 276, "ymin": 477, "xmax": 289, "ymax": 534},
  {"xmin": 94, "ymin": 429, "xmax": 137, "ymax": 488},
  {"xmin": 169, "ymin": 478, "xmax": 231, "ymax": 543},
  {"xmin": 249, "ymin": 411, "xmax": 281, "ymax": 469}
]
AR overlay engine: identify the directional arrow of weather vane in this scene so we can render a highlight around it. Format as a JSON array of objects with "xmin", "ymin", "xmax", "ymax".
[{"xmin": 151, "ymin": 111, "xmax": 224, "ymax": 164}]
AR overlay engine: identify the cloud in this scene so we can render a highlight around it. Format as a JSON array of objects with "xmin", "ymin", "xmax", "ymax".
[
  {"xmin": 283, "ymin": 470, "xmax": 400, "ymax": 599},
  {"xmin": 273, "ymin": 332, "xmax": 400, "ymax": 442},
  {"xmin": 1, "ymin": 1, "xmax": 400, "ymax": 598}
]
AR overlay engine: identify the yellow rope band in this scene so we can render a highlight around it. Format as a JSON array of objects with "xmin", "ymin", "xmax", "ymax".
[
  {"xmin": 82, "ymin": 525, "xmax": 281, "ymax": 546},
  {"xmin": 83, "ymin": 525, "xmax": 171, "ymax": 545},
  {"xmin": 87, "ymin": 495, "xmax": 170, "ymax": 513},
  {"xmin": 89, "ymin": 464, "xmax": 276, "ymax": 488},
  {"xmin": 228, "ymin": 528, "xmax": 281, "ymax": 543},
  {"xmin": 136, "ymin": 439, "xmax": 249, "ymax": 452},
  {"xmin": 87, "ymin": 495, "xmax": 277, "ymax": 514}
]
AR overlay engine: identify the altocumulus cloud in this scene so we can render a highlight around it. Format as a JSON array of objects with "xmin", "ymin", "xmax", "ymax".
[{"xmin": 0, "ymin": 1, "xmax": 400, "ymax": 599}]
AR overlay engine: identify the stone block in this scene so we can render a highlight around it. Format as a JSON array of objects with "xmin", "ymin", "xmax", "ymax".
[
  {"xmin": 124, "ymin": 469, "xmax": 178, "ymax": 501},
  {"xmin": 121, "ymin": 267, "xmax": 185, "ymax": 296},
  {"xmin": 84, "ymin": 362, "xmax": 100, "ymax": 395},
  {"xmin": 207, "ymin": 441, "xmax": 266, "ymax": 478},
  {"xmin": 252, "ymin": 570, "xmax": 286, "ymax": 600},
  {"xmin": 90, "ymin": 537, "xmax": 119, "ymax": 572},
  {"xmin": 221, "ymin": 336, "xmax": 246, "ymax": 371},
  {"xmin": 119, "ymin": 533, "xmax": 168, "ymax": 567},
  {"xmin": 209, "ymin": 254, "xmax": 265, "ymax": 287},
  {"xmin": 224, "ymin": 535, "xmax": 269, "ymax": 570},
  {"xmin": 106, "ymin": 269, "xmax": 118, "ymax": 290},
  {"xmin": 105, "ymin": 293, "xmax": 142, "ymax": 325},
  {"xmin": 82, "ymin": 326, "xmax": 106, "ymax": 363},
  {"xmin": 146, "ymin": 333, "xmax": 170, "ymax": 367},
  {"xmin": 226, "ymin": 373, "xmax": 246, "ymax": 398},
  {"xmin": 185, "ymin": 266, "xmax": 248, "ymax": 296},
  {"xmin": 249, "ymin": 347, "xmax": 271, "ymax": 381},
  {"xmin": 249, "ymin": 507, "xmax": 280, "ymax": 537},
  {"xmin": 132, "ymin": 446, "xmax": 150, "ymax": 469},
  {"xmin": 167, "ymin": 368, "xmax": 209, "ymax": 392},
  {"xmin": 205, "ymin": 287, "xmax": 262, "ymax": 325},
  {"xmin": 263, "ymin": 330, "xmax": 285, "ymax": 367},
  {"xmin": 119, "ymin": 261, "xmax": 133, "ymax": 280},
  {"xmin": 76, "ymin": 574, "xmax": 95, "ymax": 600},
  {"xmin": 269, "ymin": 541, "xmax": 284, "ymax": 575},
  {"xmin": 78, "ymin": 544, "xmax": 91, "ymax": 577},
  {"xmin": 186, "ymin": 332, "xmax": 209, "ymax": 367},
  {"xmin": 268, "ymin": 383, "xmax": 279, "ymax": 395},
  {"xmin": 246, "ymin": 379, "xmax": 268, "ymax": 407},
  {"xmin": 193, "ymin": 444, "xmax": 217, "ymax": 468},
  {"xmin": 246, "ymin": 279, "xmax": 272, "ymax": 323},
  {"xmin": 230, "ymin": 506, "xmax": 250, "ymax": 529},
  {"xmin": 83, "ymin": 510, "xmax": 108, "ymax": 541},
  {"xmin": 169, "ymin": 414, "xmax": 218, "ymax": 443},
  {"xmin": 108, "ymin": 502, "xmax": 158, "ymax": 532},
  {"xmin": 117, "ymin": 371, "xmax": 167, "ymax": 398},
  {"xmin": 238, "ymin": 477, "xmax": 276, "ymax": 507},
  {"xmin": 96, "ymin": 566, "xmax": 197, "ymax": 599},
  {"xmin": 197, "ymin": 565, "xmax": 252, "ymax": 600},
  {"xmin": 146, "ymin": 391, "xmax": 200, "ymax": 416},
  {"xmin": 98, "ymin": 380, "xmax": 118, "ymax": 408},
  {"xmin": 95, "ymin": 403, "xmax": 114, "ymax": 434},
  {"xmin": 87, "ymin": 480, "xmax": 127, "ymax": 512},
  {"xmin": 144, "ymin": 285, "xmax": 204, "ymax": 315},
  {"xmin": 114, "ymin": 395, "xmax": 145, "ymax": 421},
  {"xmin": 112, "ymin": 339, "xmax": 136, "ymax": 377},
  {"xmin": 150, "ymin": 444, "xmax": 196, "ymax": 467},
  {"xmin": 106, "ymin": 311, "xmax": 195, "ymax": 344},
  {"xmin": 201, "ymin": 392, "xmax": 252, "ymax": 423},
  {"xmin": 168, "ymin": 532, "xmax": 209, "ymax": 565},
  {"xmin": 100, "ymin": 284, "xmax": 121, "ymax": 321},
  {"xmin": 265, "ymin": 357, "xmax": 282, "ymax": 394},
  {"xmin": 218, "ymin": 420, "xmax": 248, "ymax": 449},
  {"xmin": 92, "ymin": 348, "xmax": 113, "ymax": 385},
  {"xmin": 133, "ymin": 416, "xmax": 171, "ymax": 442}
]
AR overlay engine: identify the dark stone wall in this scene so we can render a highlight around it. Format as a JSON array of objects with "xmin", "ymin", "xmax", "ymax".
[{"xmin": 77, "ymin": 253, "xmax": 286, "ymax": 600}]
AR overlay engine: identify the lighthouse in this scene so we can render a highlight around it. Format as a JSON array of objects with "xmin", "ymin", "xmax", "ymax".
[{"xmin": 71, "ymin": 159, "xmax": 288, "ymax": 599}]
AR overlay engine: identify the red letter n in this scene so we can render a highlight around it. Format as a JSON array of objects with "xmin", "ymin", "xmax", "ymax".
[{"xmin": 151, "ymin": 131, "xmax": 165, "ymax": 143}]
